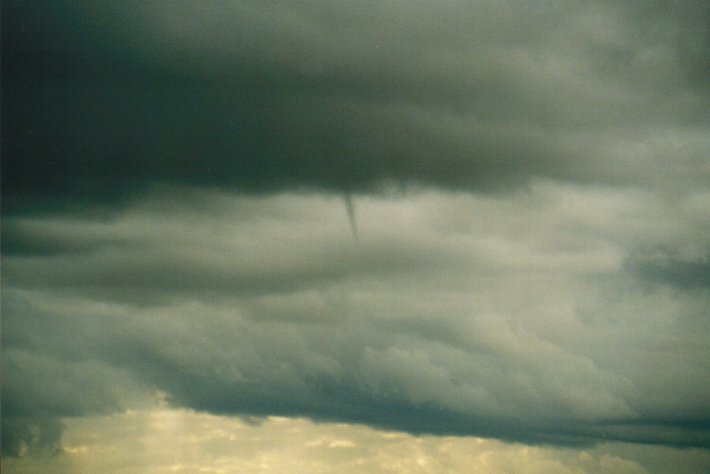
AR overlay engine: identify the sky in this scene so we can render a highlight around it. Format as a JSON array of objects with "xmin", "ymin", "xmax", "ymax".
[{"xmin": 2, "ymin": 0, "xmax": 709, "ymax": 472}]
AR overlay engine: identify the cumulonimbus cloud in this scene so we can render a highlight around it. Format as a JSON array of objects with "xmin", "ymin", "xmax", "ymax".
[
  {"xmin": 3, "ymin": 189, "xmax": 710, "ymax": 456},
  {"xmin": 2, "ymin": 0, "xmax": 709, "ymax": 459},
  {"xmin": 3, "ymin": 0, "xmax": 708, "ymax": 214}
]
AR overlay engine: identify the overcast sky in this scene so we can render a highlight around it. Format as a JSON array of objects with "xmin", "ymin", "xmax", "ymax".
[{"xmin": 2, "ymin": 0, "xmax": 709, "ymax": 472}]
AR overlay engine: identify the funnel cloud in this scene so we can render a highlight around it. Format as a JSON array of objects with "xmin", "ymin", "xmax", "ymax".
[{"xmin": 344, "ymin": 193, "xmax": 359, "ymax": 243}]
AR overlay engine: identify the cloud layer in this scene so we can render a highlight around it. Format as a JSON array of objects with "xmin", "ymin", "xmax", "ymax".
[
  {"xmin": 2, "ymin": 0, "xmax": 709, "ymax": 462},
  {"xmin": 3, "ymin": 186, "xmax": 709, "ymax": 455},
  {"xmin": 3, "ymin": 0, "xmax": 708, "ymax": 212},
  {"xmin": 5, "ymin": 411, "xmax": 710, "ymax": 474}
]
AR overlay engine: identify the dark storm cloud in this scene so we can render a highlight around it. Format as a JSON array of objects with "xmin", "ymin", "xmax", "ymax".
[
  {"xmin": 3, "ymin": 0, "xmax": 710, "ymax": 460},
  {"xmin": 3, "ymin": 0, "xmax": 709, "ymax": 214},
  {"xmin": 1, "ymin": 418, "xmax": 63, "ymax": 458},
  {"xmin": 1, "ymin": 295, "xmax": 144, "ymax": 456},
  {"xmin": 3, "ymin": 282, "xmax": 708, "ymax": 453},
  {"xmin": 1, "ymin": 208, "xmax": 457, "ymax": 297},
  {"xmin": 629, "ymin": 254, "xmax": 710, "ymax": 290},
  {"xmin": 3, "ymin": 189, "xmax": 710, "ymax": 456}
]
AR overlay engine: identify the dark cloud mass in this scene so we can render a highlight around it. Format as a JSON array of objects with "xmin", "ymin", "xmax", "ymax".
[
  {"xmin": 3, "ymin": 0, "xmax": 709, "ymax": 212},
  {"xmin": 2, "ymin": 0, "xmax": 710, "ymax": 462}
]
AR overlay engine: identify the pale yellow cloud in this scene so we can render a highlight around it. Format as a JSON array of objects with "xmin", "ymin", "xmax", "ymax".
[{"xmin": 3, "ymin": 409, "xmax": 709, "ymax": 474}]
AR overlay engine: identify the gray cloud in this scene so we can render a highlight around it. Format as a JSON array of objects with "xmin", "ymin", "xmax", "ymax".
[
  {"xmin": 628, "ymin": 254, "xmax": 710, "ymax": 290},
  {"xmin": 1, "ymin": 417, "xmax": 63, "ymax": 458},
  {"xmin": 3, "ymin": 0, "xmax": 708, "ymax": 213},
  {"xmin": 3, "ymin": 188, "xmax": 709, "ymax": 455},
  {"xmin": 2, "ymin": 0, "xmax": 709, "ymax": 461}
]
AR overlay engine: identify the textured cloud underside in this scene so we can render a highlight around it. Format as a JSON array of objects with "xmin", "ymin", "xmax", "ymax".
[{"xmin": 2, "ymin": 0, "xmax": 709, "ymax": 459}]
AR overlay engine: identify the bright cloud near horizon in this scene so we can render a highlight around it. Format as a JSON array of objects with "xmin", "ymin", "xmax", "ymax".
[{"xmin": 2, "ymin": 1, "xmax": 709, "ymax": 472}]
